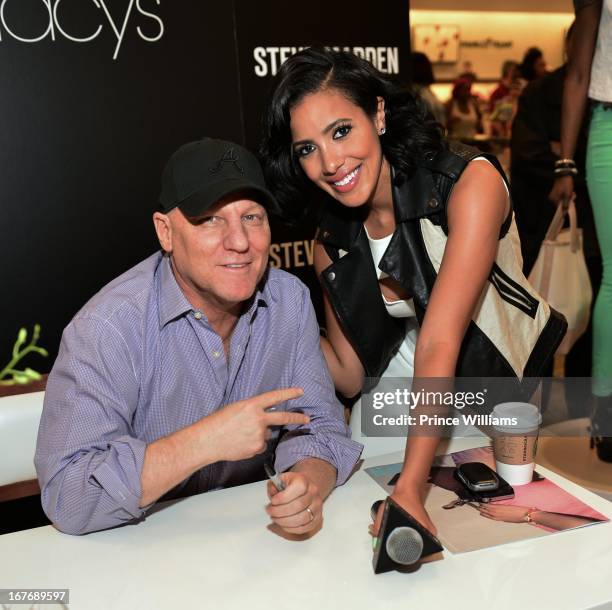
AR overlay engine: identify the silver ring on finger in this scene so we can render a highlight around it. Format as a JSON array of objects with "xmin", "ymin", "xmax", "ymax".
[{"xmin": 305, "ymin": 507, "xmax": 315, "ymax": 523}]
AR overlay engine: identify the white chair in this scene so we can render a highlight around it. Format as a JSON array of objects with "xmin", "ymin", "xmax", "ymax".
[{"xmin": 0, "ymin": 391, "xmax": 44, "ymax": 487}]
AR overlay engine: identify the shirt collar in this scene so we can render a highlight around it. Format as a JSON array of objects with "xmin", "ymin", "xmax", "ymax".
[
  {"xmin": 157, "ymin": 253, "xmax": 268, "ymax": 329},
  {"xmin": 157, "ymin": 254, "xmax": 194, "ymax": 328},
  {"xmin": 240, "ymin": 284, "xmax": 267, "ymax": 324}
]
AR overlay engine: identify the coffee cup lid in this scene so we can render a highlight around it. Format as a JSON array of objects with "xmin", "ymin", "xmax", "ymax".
[{"xmin": 491, "ymin": 402, "xmax": 542, "ymax": 434}]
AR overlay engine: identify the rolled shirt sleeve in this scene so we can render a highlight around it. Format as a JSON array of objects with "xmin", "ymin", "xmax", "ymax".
[
  {"xmin": 35, "ymin": 315, "xmax": 146, "ymax": 535},
  {"xmin": 274, "ymin": 284, "xmax": 362, "ymax": 484}
]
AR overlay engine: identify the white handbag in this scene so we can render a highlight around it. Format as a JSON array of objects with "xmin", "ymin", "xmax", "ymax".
[{"xmin": 528, "ymin": 197, "xmax": 592, "ymax": 356}]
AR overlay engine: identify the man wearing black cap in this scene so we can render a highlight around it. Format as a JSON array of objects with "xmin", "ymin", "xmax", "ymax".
[{"xmin": 35, "ymin": 139, "xmax": 362, "ymax": 536}]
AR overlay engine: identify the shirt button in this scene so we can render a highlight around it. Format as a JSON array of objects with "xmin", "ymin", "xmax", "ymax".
[
  {"xmin": 427, "ymin": 197, "xmax": 439, "ymax": 209},
  {"xmin": 212, "ymin": 350, "xmax": 221, "ymax": 358},
  {"xmin": 327, "ymin": 272, "xmax": 336, "ymax": 281},
  {"xmin": 194, "ymin": 311, "xmax": 202, "ymax": 320}
]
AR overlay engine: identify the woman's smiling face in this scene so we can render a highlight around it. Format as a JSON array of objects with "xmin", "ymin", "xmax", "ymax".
[{"xmin": 290, "ymin": 88, "xmax": 387, "ymax": 208}]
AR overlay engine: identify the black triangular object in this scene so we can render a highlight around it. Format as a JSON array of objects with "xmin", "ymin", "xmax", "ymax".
[{"xmin": 372, "ymin": 498, "xmax": 444, "ymax": 574}]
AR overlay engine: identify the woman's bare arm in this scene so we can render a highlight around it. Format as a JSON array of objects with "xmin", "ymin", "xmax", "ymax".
[{"xmin": 392, "ymin": 160, "xmax": 509, "ymax": 531}]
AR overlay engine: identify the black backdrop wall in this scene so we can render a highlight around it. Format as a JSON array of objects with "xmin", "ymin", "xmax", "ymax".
[{"xmin": 1, "ymin": 0, "xmax": 410, "ymax": 372}]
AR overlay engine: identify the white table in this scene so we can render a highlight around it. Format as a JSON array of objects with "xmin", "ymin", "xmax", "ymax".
[{"xmin": 1, "ymin": 438, "xmax": 611, "ymax": 610}]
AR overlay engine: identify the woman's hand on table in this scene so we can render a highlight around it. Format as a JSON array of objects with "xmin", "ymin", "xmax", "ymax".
[{"xmin": 369, "ymin": 489, "xmax": 437, "ymax": 538}]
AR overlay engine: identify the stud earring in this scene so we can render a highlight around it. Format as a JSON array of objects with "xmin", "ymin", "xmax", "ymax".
[{"xmin": 379, "ymin": 127, "xmax": 386, "ymax": 135}]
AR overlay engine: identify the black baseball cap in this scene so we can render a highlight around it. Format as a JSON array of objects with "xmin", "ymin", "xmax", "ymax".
[{"xmin": 159, "ymin": 138, "xmax": 279, "ymax": 216}]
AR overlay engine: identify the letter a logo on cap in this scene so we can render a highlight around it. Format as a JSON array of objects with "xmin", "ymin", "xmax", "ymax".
[{"xmin": 210, "ymin": 148, "xmax": 244, "ymax": 174}]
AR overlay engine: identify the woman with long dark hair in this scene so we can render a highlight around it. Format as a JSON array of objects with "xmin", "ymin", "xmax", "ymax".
[{"xmin": 260, "ymin": 48, "xmax": 565, "ymax": 533}]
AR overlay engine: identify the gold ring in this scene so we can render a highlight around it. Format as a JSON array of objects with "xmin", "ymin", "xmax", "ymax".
[{"xmin": 306, "ymin": 507, "xmax": 315, "ymax": 522}]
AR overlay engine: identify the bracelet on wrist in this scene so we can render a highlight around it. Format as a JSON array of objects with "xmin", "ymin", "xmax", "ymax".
[
  {"xmin": 524, "ymin": 508, "xmax": 539, "ymax": 524},
  {"xmin": 554, "ymin": 167, "xmax": 578, "ymax": 177},
  {"xmin": 555, "ymin": 158, "xmax": 576, "ymax": 167}
]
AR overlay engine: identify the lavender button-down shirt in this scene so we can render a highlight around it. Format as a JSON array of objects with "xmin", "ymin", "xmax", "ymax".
[{"xmin": 35, "ymin": 253, "xmax": 362, "ymax": 535}]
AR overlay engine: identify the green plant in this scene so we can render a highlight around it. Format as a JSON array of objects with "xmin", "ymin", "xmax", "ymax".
[{"xmin": 0, "ymin": 324, "xmax": 48, "ymax": 386}]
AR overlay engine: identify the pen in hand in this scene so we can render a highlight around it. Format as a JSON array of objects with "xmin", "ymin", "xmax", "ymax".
[{"xmin": 264, "ymin": 462, "xmax": 285, "ymax": 491}]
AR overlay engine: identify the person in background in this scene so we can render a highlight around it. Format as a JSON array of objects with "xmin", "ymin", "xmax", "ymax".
[
  {"xmin": 446, "ymin": 77, "xmax": 483, "ymax": 140},
  {"xmin": 490, "ymin": 78, "xmax": 523, "ymax": 138},
  {"xmin": 489, "ymin": 60, "xmax": 519, "ymax": 113},
  {"xmin": 410, "ymin": 51, "xmax": 446, "ymax": 127},
  {"xmin": 34, "ymin": 138, "xmax": 361, "ymax": 535},
  {"xmin": 520, "ymin": 47, "xmax": 548, "ymax": 82},
  {"xmin": 511, "ymin": 21, "xmax": 600, "ymax": 410},
  {"xmin": 458, "ymin": 60, "xmax": 478, "ymax": 84},
  {"xmin": 549, "ymin": 0, "xmax": 612, "ymax": 462}
]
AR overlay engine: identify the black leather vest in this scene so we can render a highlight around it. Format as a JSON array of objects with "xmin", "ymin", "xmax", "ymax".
[{"xmin": 316, "ymin": 143, "xmax": 567, "ymax": 394}]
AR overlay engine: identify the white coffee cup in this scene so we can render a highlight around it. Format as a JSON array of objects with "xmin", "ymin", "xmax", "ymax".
[{"xmin": 491, "ymin": 402, "xmax": 542, "ymax": 486}]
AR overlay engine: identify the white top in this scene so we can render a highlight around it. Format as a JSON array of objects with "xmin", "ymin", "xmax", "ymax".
[
  {"xmin": 1, "ymin": 440, "xmax": 611, "ymax": 610},
  {"xmin": 364, "ymin": 224, "xmax": 417, "ymax": 319},
  {"xmin": 363, "ymin": 224, "xmax": 418, "ymax": 383},
  {"xmin": 590, "ymin": 0, "xmax": 612, "ymax": 102},
  {"xmin": 350, "ymin": 224, "xmax": 418, "ymax": 452}
]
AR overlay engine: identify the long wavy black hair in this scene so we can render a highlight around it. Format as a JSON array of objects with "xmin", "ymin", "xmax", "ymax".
[{"xmin": 259, "ymin": 47, "xmax": 446, "ymax": 222}]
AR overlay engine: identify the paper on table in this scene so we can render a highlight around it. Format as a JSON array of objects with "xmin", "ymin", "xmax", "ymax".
[{"xmin": 365, "ymin": 445, "xmax": 609, "ymax": 553}]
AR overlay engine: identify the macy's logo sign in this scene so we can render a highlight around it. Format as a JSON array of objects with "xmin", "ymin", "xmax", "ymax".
[{"xmin": 0, "ymin": 0, "xmax": 164, "ymax": 60}]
